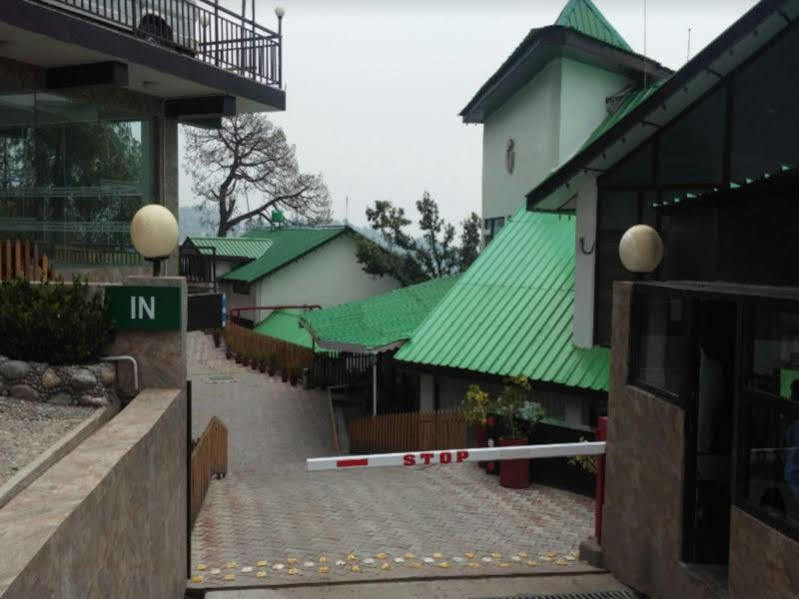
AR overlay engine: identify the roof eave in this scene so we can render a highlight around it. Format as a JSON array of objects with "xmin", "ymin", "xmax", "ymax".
[
  {"xmin": 460, "ymin": 26, "xmax": 672, "ymax": 124},
  {"xmin": 526, "ymin": 0, "xmax": 795, "ymax": 210}
]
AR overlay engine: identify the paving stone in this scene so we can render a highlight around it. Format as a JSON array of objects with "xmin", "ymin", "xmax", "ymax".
[{"xmin": 187, "ymin": 332, "xmax": 594, "ymax": 588}]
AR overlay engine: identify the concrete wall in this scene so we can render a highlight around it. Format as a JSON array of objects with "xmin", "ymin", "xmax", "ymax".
[
  {"xmin": 482, "ymin": 59, "xmax": 562, "ymax": 222},
  {"xmin": 0, "ymin": 388, "xmax": 186, "ymax": 599},
  {"xmin": 558, "ymin": 59, "xmax": 631, "ymax": 164},
  {"xmin": 254, "ymin": 234, "xmax": 400, "ymax": 309},
  {"xmin": 729, "ymin": 508, "xmax": 799, "ymax": 598}
]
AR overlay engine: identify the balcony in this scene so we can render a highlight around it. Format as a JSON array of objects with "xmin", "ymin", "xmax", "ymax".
[
  {"xmin": 1, "ymin": 0, "xmax": 285, "ymax": 113},
  {"xmin": 33, "ymin": 0, "xmax": 282, "ymax": 88}
]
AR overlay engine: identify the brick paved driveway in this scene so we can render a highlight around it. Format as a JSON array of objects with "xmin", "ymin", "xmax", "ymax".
[{"xmin": 188, "ymin": 333, "xmax": 597, "ymax": 588}]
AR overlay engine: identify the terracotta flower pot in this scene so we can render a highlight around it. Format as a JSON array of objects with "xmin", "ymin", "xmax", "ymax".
[{"xmin": 499, "ymin": 437, "xmax": 530, "ymax": 489}]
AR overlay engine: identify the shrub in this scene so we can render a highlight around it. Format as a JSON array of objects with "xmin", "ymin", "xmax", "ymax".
[{"xmin": 0, "ymin": 277, "xmax": 114, "ymax": 365}]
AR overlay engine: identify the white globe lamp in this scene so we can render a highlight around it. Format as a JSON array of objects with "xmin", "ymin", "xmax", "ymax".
[
  {"xmin": 130, "ymin": 204, "xmax": 179, "ymax": 276},
  {"xmin": 619, "ymin": 224, "xmax": 663, "ymax": 274}
]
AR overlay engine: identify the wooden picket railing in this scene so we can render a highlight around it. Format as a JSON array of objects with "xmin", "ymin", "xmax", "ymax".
[
  {"xmin": 190, "ymin": 416, "xmax": 228, "ymax": 527},
  {"xmin": 0, "ymin": 239, "xmax": 56, "ymax": 282},
  {"xmin": 349, "ymin": 409, "xmax": 467, "ymax": 454},
  {"xmin": 224, "ymin": 323, "xmax": 314, "ymax": 378}
]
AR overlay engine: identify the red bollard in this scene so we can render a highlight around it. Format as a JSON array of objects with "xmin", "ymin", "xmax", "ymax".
[{"xmin": 595, "ymin": 416, "xmax": 607, "ymax": 544}]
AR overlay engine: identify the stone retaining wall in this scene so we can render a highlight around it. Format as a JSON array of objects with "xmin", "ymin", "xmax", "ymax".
[{"xmin": 0, "ymin": 357, "xmax": 117, "ymax": 407}]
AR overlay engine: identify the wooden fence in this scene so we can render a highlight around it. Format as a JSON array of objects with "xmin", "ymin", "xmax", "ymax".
[
  {"xmin": 0, "ymin": 239, "xmax": 56, "ymax": 282},
  {"xmin": 349, "ymin": 409, "xmax": 467, "ymax": 454},
  {"xmin": 190, "ymin": 416, "xmax": 228, "ymax": 527},
  {"xmin": 224, "ymin": 323, "xmax": 314, "ymax": 377}
]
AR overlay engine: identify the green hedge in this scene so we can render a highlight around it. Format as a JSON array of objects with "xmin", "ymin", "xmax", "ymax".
[{"xmin": 0, "ymin": 278, "xmax": 114, "ymax": 365}]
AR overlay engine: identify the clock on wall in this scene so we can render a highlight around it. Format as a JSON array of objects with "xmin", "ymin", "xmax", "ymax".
[{"xmin": 505, "ymin": 138, "xmax": 515, "ymax": 174}]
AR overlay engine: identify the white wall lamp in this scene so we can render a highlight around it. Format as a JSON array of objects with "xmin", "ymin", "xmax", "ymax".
[
  {"xmin": 130, "ymin": 204, "xmax": 179, "ymax": 277},
  {"xmin": 618, "ymin": 224, "xmax": 663, "ymax": 274}
]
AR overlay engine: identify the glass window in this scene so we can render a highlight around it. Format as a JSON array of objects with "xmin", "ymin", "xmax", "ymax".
[
  {"xmin": 484, "ymin": 216, "xmax": 505, "ymax": 245},
  {"xmin": 744, "ymin": 398, "xmax": 799, "ymax": 533},
  {"xmin": 233, "ymin": 281, "xmax": 250, "ymax": 295},
  {"xmin": 631, "ymin": 292, "xmax": 685, "ymax": 396},
  {"xmin": 748, "ymin": 306, "xmax": 799, "ymax": 399},
  {"xmin": 0, "ymin": 92, "xmax": 152, "ymax": 267}
]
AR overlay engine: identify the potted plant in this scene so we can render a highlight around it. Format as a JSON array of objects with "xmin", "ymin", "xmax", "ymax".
[
  {"xmin": 267, "ymin": 353, "xmax": 278, "ymax": 377},
  {"xmin": 258, "ymin": 353, "xmax": 267, "ymax": 373},
  {"xmin": 281, "ymin": 361, "xmax": 289, "ymax": 382},
  {"xmin": 289, "ymin": 365, "xmax": 299, "ymax": 387},
  {"xmin": 235, "ymin": 352, "xmax": 243, "ymax": 364},
  {"xmin": 463, "ymin": 385, "xmax": 490, "ymax": 466},
  {"xmin": 490, "ymin": 376, "xmax": 541, "ymax": 489},
  {"xmin": 251, "ymin": 349, "xmax": 260, "ymax": 370}
]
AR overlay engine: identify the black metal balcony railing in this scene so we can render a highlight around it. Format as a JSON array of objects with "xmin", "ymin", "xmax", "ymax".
[{"xmin": 36, "ymin": 0, "xmax": 282, "ymax": 87}]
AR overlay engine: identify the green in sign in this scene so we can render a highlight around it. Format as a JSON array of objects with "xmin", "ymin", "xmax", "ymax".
[{"xmin": 107, "ymin": 286, "xmax": 182, "ymax": 331}]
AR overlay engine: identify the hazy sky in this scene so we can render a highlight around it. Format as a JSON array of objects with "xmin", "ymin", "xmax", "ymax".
[{"xmin": 179, "ymin": 0, "xmax": 759, "ymax": 233}]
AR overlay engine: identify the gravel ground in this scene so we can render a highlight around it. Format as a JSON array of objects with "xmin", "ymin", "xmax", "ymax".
[{"xmin": 0, "ymin": 398, "xmax": 94, "ymax": 487}]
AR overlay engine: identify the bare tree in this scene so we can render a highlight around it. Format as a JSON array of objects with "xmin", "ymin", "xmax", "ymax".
[{"xmin": 184, "ymin": 114, "xmax": 332, "ymax": 237}]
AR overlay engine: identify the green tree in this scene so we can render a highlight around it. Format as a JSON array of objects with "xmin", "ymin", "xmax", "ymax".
[{"xmin": 356, "ymin": 192, "xmax": 481, "ymax": 285}]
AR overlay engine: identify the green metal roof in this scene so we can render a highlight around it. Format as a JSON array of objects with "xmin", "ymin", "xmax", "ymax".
[
  {"xmin": 581, "ymin": 81, "xmax": 666, "ymax": 150},
  {"xmin": 555, "ymin": 0, "xmax": 633, "ymax": 52},
  {"xmin": 300, "ymin": 276, "xmax": 460, "ymax": 353},
  {"xmin": 187, "ymin": 236, "xmax": 273, "ymax": 259},
  {"xmin": 222, "ymin": 227, "xmax": 347, "ymax": 283},
  {"xmin": 395, "ymin": 210, "xmax": 610, "ymax": 391},
  {"xmin": 254, "ymin": 309, "xmax": 314, "ymax": 349}
]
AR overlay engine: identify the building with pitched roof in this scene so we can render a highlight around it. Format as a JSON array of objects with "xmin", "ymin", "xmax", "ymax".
[
  {"xmin": 392, "ymin": 0, "xmax": 653, "ymax": 436},
  {"xmin": 462, "ymin": 0, "xmax": 670, "ymax": 243},
  {"xmin": 185, "ymin": 226, "xmax": 401, "ymax": 326}
]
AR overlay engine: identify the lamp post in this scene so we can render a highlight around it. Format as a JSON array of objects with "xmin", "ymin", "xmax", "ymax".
[
  {"xmin": 130, "ymin": 204, "xmax": 179, "ymax": 277},
  {"xmin": 618, "ymin": 224, "xmax": 664, "ymax": 274},
  {"xmin": 275, "ymin": 6, "xmax": 284, "ymax": 88}
]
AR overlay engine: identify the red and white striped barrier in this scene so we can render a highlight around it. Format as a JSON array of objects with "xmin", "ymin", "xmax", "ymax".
[{"xmin": 306, "ymin": 441, "xmax": 606, "ymax": 472}]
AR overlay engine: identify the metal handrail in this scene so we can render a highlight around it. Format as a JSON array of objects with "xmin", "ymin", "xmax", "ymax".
[{"xmin": 32, "ymin": 0, "xmax": 282, "ymax": 87}]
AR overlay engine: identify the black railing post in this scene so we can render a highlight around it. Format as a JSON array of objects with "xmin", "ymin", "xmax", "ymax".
[
  {"xmin": 277, "ymin": 13, "xmax": 283, "ymax": 87},
  {"xmin": 186, "ymin": 379, "xmax": 192, "ymax": 579}
]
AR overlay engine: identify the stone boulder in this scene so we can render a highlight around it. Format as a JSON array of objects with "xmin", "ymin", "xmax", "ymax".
[
  {"xmin": 49, "ymin": 392, "xmax": 74, "ymax": 406},
  {"xmin": 70, "ymin": 369, "xmax": 97, "ymax": 390},
  {"xmin": 42, "ymin": 369, "xmax": 62, "ymax": 390},
  {"xmin": 0, "ymin": 360, "xmax": 31, "ymax": 380},
  {"xmin": 10, "ymin": 384, "xmax": 40, "ymax": 401},
  {"xmin": 78, "ymin": 395, "xmax": 109, "ymax": 408},
  {"xmin": 98, "ymin": 364, "xmax": 116, "ymax": 387}
]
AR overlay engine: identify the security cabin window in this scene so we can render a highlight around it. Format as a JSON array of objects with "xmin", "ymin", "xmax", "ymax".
[{"xmin": 740, "ymin": 304, "xmax": 799, "ymax": 540}]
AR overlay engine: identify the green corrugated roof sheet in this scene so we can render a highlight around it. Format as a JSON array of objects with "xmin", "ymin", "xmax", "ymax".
[
  {"xmin": 555, "ymin": 0, "xmax": 632, "ymax": 52},
  {"xmin": 188, "ymin": 236, "xmax": 273, "ymax": 259},
  {"xmin": 222, "ymin": 227, "xmax": 347, "ymax": 283},
  {"xmin": 395, "ymin": 210, "xmax": 610, "ymax": 391},
  {"xmin": 301, "ymin": 276, "xmax": 460, "ymax": 353},
  {"xmin": 254, "ymin": 309, "xmax": 314, "ymax": 349}
]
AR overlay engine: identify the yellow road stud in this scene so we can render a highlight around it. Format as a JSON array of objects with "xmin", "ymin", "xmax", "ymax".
[{"xmin": 190, "ymin": 576, "xmax": 203, "ymax": 584}]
